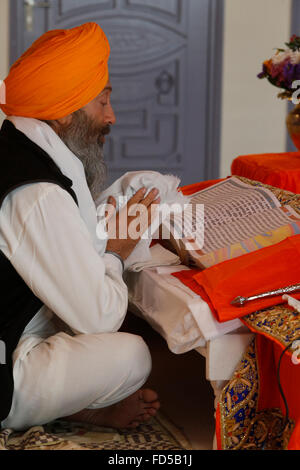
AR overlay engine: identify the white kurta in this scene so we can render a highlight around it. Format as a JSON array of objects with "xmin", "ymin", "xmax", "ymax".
[{"xmin": 0, "ymin": 181, "xmax": 153, "ymax": 430}]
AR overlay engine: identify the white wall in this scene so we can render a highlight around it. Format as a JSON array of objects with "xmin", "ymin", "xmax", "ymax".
[
  {"xmin": 220, "ymin": 0, "xmax": 292, "ymax": 177},
  {"xmin": 0, "ymin": 0, "xmax": 293, "ymax": 175},
  {"xmin": 0, "ymin": 0, "xmax": 9, "ymax": 124}
]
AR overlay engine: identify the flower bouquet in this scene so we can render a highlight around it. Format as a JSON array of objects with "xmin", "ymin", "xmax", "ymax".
[
  {"xmin": 258, "ymin": 35, "xmax": 300, "ymax": 150},
  {"xmin": 257, "ymin": 35, "xmax": 300, "ymax": 100}
]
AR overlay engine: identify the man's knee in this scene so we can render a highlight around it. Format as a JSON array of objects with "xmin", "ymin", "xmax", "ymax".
[{"xmin": 117, "ymin": 332, "xmax": 152, "ymax": 386}]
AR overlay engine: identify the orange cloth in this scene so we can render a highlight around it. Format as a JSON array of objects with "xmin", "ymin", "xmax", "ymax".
[
  {"xmin": 171, "ymin": 268, "xmax": 217, "ymax": 315},
  {"xmin": 192, "ymin": 235, "xmax": 300, "ymax": 322},
  {"xmin": 256, "ymin": 335, "xmax": 300, "ymax": 450},
  {"xmin": 0, "ymin": 23, "xmax": 110, "ymax": 120},
  {"xmin": 231, "ymin": 152, "xmax": 300, "ymax": 194},
  {"xmin": 288, "ymin": 419, "xmax": 300, "ymax": 449},
  {"xmin": 179, "ymin": 177, "xmax": 226, "ymax": 195}
]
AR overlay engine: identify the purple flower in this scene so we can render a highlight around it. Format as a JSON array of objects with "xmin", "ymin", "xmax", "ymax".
[
  {"xmin": 257, "ymin": 64, "xmax": 268, "ymax": 79},
  {"xmin": 270, "ymin": 64, "xmax": 280, "ymax": 79},
  {"xmin": 282, "ymin": 62, "xmax": 300, "ymax": 88}
]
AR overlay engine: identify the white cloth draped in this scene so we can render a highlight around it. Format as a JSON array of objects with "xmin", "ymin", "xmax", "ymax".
[
  {"xmin": 96, "ymin": 171, "xmax": 189, "ymax": 269},
  {"xmin": 125, "ymin": 259, "xmax": 244, "ymax": 354}
]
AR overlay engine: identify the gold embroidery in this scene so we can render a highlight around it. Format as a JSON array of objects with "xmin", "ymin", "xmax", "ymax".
[
  {"xmin": 243, "ymin": 305, "xmax": 300, "ymax": 348},
  {"xmin": 219, "ymin": 340, "xmax": 259, "ymax": 450},
  {"xmin": 218, "ymin": 339, "xmax": 295, "ymax": 450}
]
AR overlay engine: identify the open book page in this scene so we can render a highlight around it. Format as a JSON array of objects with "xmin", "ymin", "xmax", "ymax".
[
  {"xmin": 168, "ymin": 177, "xmax": 300, "ymax": 269},
  {"xmin": 190, "ymin": 219, "xmax": 300, "ymax": 268}
]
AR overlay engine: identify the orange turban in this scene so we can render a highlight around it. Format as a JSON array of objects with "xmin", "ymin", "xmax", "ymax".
[{"xmin": 0, "ymin": 22, "xmax": 110, "ymax": 120}]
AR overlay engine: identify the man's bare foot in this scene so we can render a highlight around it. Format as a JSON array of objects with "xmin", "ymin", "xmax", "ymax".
[{"xmin": 61, "ymin": 389, "xmax": 160, "ymax": 429}]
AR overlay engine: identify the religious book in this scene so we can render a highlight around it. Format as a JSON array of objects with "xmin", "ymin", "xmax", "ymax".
[{"xmin": 162, "ymin": 177, "xmax": 300, "ymax": 269}]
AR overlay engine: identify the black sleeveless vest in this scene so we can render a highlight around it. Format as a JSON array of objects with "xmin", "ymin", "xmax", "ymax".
[{"xmin": 0, "ymin": 120, "xmax": 78, "ymax": 422}]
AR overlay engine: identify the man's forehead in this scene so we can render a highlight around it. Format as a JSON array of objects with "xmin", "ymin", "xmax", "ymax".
[{"xmin": 100, "ymin": 81, "xmax": 112, "ymax": 95}]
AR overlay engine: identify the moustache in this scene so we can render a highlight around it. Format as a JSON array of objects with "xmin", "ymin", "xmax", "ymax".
[{"xmin": 101, "ymin": 125, "xmax": 111, "ymax": 136}]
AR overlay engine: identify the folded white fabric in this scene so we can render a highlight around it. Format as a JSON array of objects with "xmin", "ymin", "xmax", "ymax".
[
  {"xmin": 126, "ymin": 244, "xmax": 181, "ymax": 272},
  {"xmin": 126, "ymin": 266, "xmax": 243, "ymax": 353},
  {"xmin": 97, "ymin": 171, "xmax": 187, "ymax": 210},
  {"xmin": 96, "ymin": 171, "xmax": 189, "ymax": 270}
]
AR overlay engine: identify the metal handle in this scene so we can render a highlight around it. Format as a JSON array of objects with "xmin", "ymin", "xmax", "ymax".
[
  {"xmin": 155, "ymin": 70, "xmax": 174, "ymax": 95},
  {"xmin": 231, "ymin": 283, "xmax": 300, "ymax": 307},
  {"xmin": 24, "ymin": 0, "xmax": 51, "ymax": 32}
]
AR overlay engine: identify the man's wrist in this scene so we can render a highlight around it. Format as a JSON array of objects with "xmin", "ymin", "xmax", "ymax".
[{"xmin": 105, "ymin": 250, "xmax": 125, "ymax": 272}]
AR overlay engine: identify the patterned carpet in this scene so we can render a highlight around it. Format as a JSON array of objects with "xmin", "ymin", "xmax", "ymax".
[{"xmin": 0, "ymin": 412, "xmax": 193, "ymax": 450}]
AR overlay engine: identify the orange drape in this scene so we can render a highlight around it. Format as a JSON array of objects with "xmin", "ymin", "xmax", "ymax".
[
  {"xmin": 179, "ymin": 178, "xmax": 226, "ymax": 195},
  {"xmin": 231, "ymin": 152, "xmax": 300, "ymax": 194},
  {"xmin": 256, "ymin": 335, "xmax": 300, "ymax": 450},
  {"xmin": 192, "ymin": 235, "xmax": 300, "ymax": 322}
]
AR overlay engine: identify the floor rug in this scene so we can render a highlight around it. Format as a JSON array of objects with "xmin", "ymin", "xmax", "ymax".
[{"xmin": 0, "ymin": 412, "xmax": 193, "ymax": 450}]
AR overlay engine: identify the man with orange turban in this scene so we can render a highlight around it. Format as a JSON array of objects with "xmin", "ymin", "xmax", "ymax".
[{"xmin": 0, "ymin": 23, "xmax": 160, "ymax": 431}]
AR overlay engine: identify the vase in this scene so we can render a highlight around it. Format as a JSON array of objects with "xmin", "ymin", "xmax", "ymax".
[{"xmin": 286, "ymin": 103, "xmax": 300, "ymax": 151}]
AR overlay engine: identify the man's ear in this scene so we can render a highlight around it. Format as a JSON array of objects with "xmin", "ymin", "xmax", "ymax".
[{"xmin": 56, "ymin": 114, "xmax": 73, "ymax": 126}]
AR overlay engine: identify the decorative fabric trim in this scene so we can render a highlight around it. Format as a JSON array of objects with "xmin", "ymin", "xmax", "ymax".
[
  {"xmin": 218, "ymin": 338, "xmax": 295, "ymax": 450},
  {"xmin": 242, "ymin": 305, "xmax": 300, "ymax": 349},
  {"xmin": 218, "ymin": 339, "xmax": 259, "ymax": 449}
]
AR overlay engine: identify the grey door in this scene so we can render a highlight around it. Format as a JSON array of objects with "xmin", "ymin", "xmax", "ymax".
[{"xmin": 10, "ymin": 0, "xmax": 224, "ymax": 186}]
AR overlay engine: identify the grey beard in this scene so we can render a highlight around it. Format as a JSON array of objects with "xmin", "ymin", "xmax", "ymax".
[{"xmin": 52, "ymin": 110, "xmax": 108, "ymax": 201}]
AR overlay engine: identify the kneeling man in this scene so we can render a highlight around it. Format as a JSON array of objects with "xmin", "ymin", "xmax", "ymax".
[{"xmin": 0, "ymin": 22, "xmax": 160, "ymax": 430}]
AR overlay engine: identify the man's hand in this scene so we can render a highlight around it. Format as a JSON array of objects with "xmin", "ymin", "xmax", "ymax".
[{"xmin": 105, "ymin": 187, "xmax": 160, "ymax": 260}]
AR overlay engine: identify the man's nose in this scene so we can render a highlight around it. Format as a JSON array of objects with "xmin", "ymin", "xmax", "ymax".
[{"xmin": 105, "ymin": 103, "xmax": 116, "ymax": 126}]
